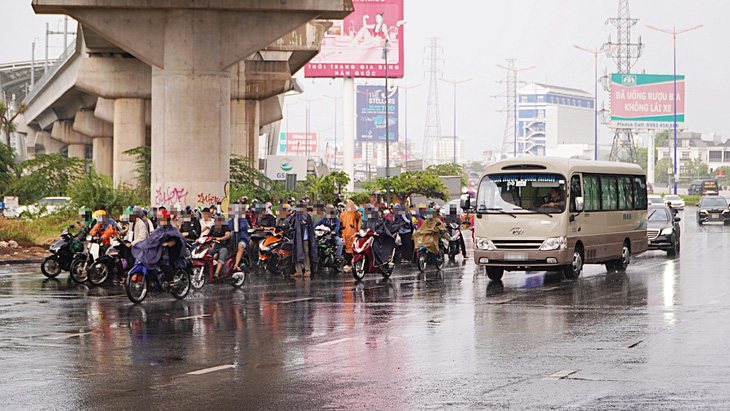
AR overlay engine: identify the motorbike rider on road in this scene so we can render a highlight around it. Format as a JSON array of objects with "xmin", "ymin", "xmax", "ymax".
[
  {"xmin": 207, "ymin": 215, "xmax": 232, "ymax": 278},
  {"xmin": 445, "ymin": 204, "xmax": 467, "ymax": 258},
  {"xmin": 131, "ymin": 209, "xmax": 188, "ymax": 283},
  {"xmin": 227, "ymin": 204, "xmax": 250, "ymax": 273},
  {"xmin": 362, "ymin": 204, "xmax": 397, "ymax": 268},
  {"xmin": 314, "ymin": 205, "xmax": 344, "ymax": 262}
]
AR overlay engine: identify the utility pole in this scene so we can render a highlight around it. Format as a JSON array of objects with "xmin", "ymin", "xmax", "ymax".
[
  {"xmin": 574, "ymin": 44, "xmax": 619, "ymax": 160},
  {"xmin": 300, "ymin": 97, "xmax": 320, "ymax": 160},
  {"xmin": 423, "ymin": 38, "xmax": 444, "ymax": 166},
  {"xmin": 384, "ymin": 38, "xmax": 391, "ymax": 205},
  {"xmin": 604, "ymin": 0, "xmax": 644, "ymax": 163},
  {"xmin": 497, "ymin": 61, "xmax": 535, "ymax": 157},
  {"xmin": 31, "ymin": 38, "xmax": 39, "ymax": 88},
  {"xmin": 438, "ymin": 77, "xmax": 472, "ymax": 164},
  {"xmin": 646, "ymin": 23, "xmax": 703, "ymax": 194},
  {"xmin": 399, "ymin": 83, "xmax": 421, "ymax": 165},
  {"xmin": 324, "ymin": 95, "xmax": 341, "ymax": 170},
  {"xmin": 284, "ymin": 101, "xmax": 298, "ymax": 156}
]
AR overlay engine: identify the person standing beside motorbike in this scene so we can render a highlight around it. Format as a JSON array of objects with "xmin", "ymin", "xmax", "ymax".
[
  {"xmin": 291, "ymin": 202, "xmax": 317, "ymax": 278},
  {"xmin": 315, "ymin": 205, "xmax": 344, "ymax": 263},
  {"xmin": 339, "ymin": 200, "xmax": 361, "ymax": 270}
]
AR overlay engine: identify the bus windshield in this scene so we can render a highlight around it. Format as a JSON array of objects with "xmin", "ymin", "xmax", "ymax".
[{"xmin": 476, "ymin": 173, "xmax": 567, "ymax": 214}]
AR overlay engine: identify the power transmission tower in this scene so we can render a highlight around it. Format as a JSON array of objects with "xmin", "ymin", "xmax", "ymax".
[
  {"xmin": 422, "ymin": 37, "xmax": 443, "ymax": 165},
  {"xmin": 496, "ymin": 59, "xmax": 533, "ymax": 158},
  {"xmin": 603, "ymin": 0, "xmax": 644, "ymax": 162}
]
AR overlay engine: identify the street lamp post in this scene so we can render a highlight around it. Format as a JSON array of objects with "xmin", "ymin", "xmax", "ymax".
[
  {"xmin": 284, "ymin": 101, "xmax": 299, "ymax": 156},
  {"xmin": 497, "ymin": 63, "xmax": 535, "ymax": 157},
  {"xmin": 646, "ymin": 23, "xmax": 703, "ymax": 195},
  {"xmin": 399, "ymin": 83, "xmax": 421, "ymax": 165},
  {"xmin": 300, "ymin": 97, "xmax": 321, "ymax": 160},
  {"xmin": 439, "ymin": 77, "xmax": 472, "ymax": 164},
  {"xmin": 573, "ymin": 45, "xmax": 619, "ymax": 161},
  {"xmin": 325, "ymin": 95, "xmax": 341, "ymax": 170},
  {"xmin": 383, "ymin": 38, "xmax": 391, "ymax": 205}
]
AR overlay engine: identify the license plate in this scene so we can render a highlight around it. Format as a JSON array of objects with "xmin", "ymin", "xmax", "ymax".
[{"xmin": 505, "ymin": 253, "xmax": 527, "ymax": 261}]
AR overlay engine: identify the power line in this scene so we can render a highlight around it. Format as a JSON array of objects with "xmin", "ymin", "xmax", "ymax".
[{"xmin": 422, "ymin": 37, "xmax": 443, "ymax": 165}]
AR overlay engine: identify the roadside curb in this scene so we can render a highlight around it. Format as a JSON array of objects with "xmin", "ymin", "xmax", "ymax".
[{"xmin": 0, "ymin": 258, "xmax": 43, "ymax": 265}]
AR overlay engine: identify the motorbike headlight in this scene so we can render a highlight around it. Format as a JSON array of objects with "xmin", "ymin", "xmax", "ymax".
[
  {"xmin": 475, "ymin": 237, "xmax": 496, "ymax": 251},
  {"xmin": 539, "ymin": 236, "xmax": 567, "ymax": 251},
  {"xmin": 660, "ymin": 227, "xmax": 674, "ymax": 236}
]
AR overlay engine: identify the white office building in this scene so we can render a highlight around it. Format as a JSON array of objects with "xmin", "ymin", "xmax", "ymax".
[{"xmin": 434, "ymin": 136, "xmax": 464, "ymax": 164}]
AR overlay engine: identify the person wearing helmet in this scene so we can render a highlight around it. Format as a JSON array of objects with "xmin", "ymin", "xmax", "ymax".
[
  {"xmin": 180, "ymin": 208, "xmax": 201, "ymax": 241},
  {"xmin": 315, "ymin": 205, "xmax": 344, "ymax": 261},
  {"xmin": 89, "ymin": 209, "xmax": 117, "ymax": 246},
  {"xmin": 362, "ymin": 204, "xmax": 396, "ymax": 268},
  {"xmin": 334, "ymin": 193, "xmax": 345, "ymax": 208},
  {"xmin": 257, "ymin": 202, "xmax": 276, "ymax": 229},
  {"xmin": 131, "ymin": 209, "xmax": 188, "ymax": 282},
  {"xmin": 76, "ymin": 206, "xmax": 94, "ymax": 241}
]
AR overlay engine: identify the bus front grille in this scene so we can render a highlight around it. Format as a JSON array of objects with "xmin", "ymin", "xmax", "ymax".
[{"xmin": 492, "ymin": 240, "xmax": 544, "ymax": 250}]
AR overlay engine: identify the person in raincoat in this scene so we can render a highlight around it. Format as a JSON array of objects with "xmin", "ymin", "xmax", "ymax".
[
  {"xmin": 362, "ymin": 205, "xmax": 397, "ymax": 268},
  {"xmin": 339, "ymin": 200, "xmax": 361, "ymax": 269},
  {"xmin": 291, "ymin": 202, "xmax": 318, "ymax": 278},
  {"xmin": 412, "ymin": 207, "xmax": 449, "ymax": 260},
  {"xmin": 131, "ymin": 209, "xmax": 188, "ymax": 281}
]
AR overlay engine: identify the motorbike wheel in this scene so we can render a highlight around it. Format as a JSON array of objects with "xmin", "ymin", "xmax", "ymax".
[
  {"xmin": 69, "ymin": 259, "xmax": 88, "ymax": 284},
  {"xmin": 352, "ymin": 258, "xmax": 366, "ymax": 281},
  {"xmin": 41, "ymin": 256, "xmax": 61, "ymax": 278},
  {"xmin": 126, "ymin": 272, "xmax": 148, "ymax": 304},
  {"xmin": 190, "ymin": 266, "xmax": 208, "ymax": 290},
  {"xmin": 170, "ymin": 269, "xmax": 191, "ymax": 300},
  {"xmin": 230, "ymin": 270, "xmax": 246, "ymax": 288},
  {"xmin": 88, "ymin": 261, "xmax": 110, "ymax": 286},
  {"xmin": 436, "ymin": 248, "xmax": 445, "ymax": 270},
  {"xmin": 417, "ymin": 251, "xmax": 428, "ymax": 272}
]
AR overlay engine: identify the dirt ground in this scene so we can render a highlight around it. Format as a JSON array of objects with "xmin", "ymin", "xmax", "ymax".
[{"xmin": 0, "ymin": 246, "xmax": 47, "ymax": 262}]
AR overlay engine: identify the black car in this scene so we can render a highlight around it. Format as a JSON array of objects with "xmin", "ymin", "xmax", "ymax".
[
  {"xmin": 647, "ymin": 205, "xmax": 681, "ymax": 256},
  {"xmin": 697, "ymin": 196, "xmax": 730, "ymax": 225},
  {"xmin": 688, "ymin": 179, "xmax": 720, "ymax": 196}
]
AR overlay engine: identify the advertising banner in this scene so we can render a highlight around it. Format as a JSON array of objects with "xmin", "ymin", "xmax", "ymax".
[
  {"xmin": 265, "ymin": 156, "xmax": 307, "ymax": 181},
  {"xmin": 277, "ymin": 132, "xmax": 318, "ymax": 156},
  {"xmin": 357, "ymin": 85, "xmax": 398, "ymax": 142},
  {"xmin": 304, "ymin": 0, "xmax": 405, "ymax": 78},
  {"xmin": 610, "ymin": 73, "xmax": 685, "ymax": 129}
]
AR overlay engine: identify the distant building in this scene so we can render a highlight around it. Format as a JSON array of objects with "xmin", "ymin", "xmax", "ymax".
[
  {"xmin": 656, "ymin": 132, "xmax": 729, "ymax": 175},
  {"xmin": 434, "ymin": 136, "xmax": 463, "ymax": 163},
  {"xmin": 517, "ymin": 83, "xmax": 594, "ymax": 157}
]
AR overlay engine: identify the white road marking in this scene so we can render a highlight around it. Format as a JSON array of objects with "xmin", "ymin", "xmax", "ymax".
[
  {"xmin": 186, "ymin": 364, "xmax": 236, "ymax": 375},
  {"xmin": 42, "ymin": 332, "xmax": 92, "ymax": 340},
  {"xmin": 486, "ymin": 298, "xmax": 513, "ymax": 304},
  {"xmin": 543, "ymin": 369, "xmax": 578, "ymax": 380},
  {"xmin": 175, "ymin": 314, "xmax": 211, "ymax": 321},
  {"xmin": 315, "ymin": 337, "xmax": 354, "ymax": 347},
  {"xmin": 278, "ymin": 297, "xmax": 315, "ymax": 304},
  {"xmin": 617, "ymin": 340, "xmax": 642, "ymax": 349}
]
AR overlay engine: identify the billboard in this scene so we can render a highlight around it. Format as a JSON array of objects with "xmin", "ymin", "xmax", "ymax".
[
  {"xmin": 265, "ymin": 156, "xmax": 307, "ymax": 181},
  {"xmin": 610, "ymin": 73, "xmax": 685, "ymax": 129},
  {"xmin": 357, "ymin": 85, "xmax": 398, "ymax": 142},
  {"xmin": 277, "ymin": 132, "xmax": 318, "ymax": 156},
  {"xmin": 304, "ymin": 0, "xmax": 405, "ymax": 78}
]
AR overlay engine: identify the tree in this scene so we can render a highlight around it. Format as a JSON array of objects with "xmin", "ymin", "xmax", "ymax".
[
  {"xmin": 636, "ymin": 147, "xmax": 648, "ymax": 172},
  {"xmin": 67, "ymin": 167, "xmax": 143, "ymax": 216},
  {"xmin": 0, "ymin": 101, "xmax": 26, "ymax": 146},
  {"xmin": 122, "ymin": 145, "xmax": 151, "ymax": 200},
  {"xmin": 8, "ymin": 154, "xmax": 88, "ymax": 203},
  {"xmin": 347, "ymin": 191, "xmax": 371, "ymax": 205},
  {"xmin": 326, "ymin": 171, "xmax": 350, "ymax": 194},
  {"xmin": 229, "ymin": 154, "xmax": 274, "ymax": 201},
  {"xmin": 374, "ymin": 170, "xmax": 449, "ymax": 203},
  {"xmin": 0, "ymin": 142, "xmax": 19, "ymax": 194},
  {"xmin": 684, "ymin": 158, "xmax": 711, "ymax": 180},
  {"xmin": 427, "ymin": 163, "xmax": 467, "ymax": 186},
  {"xmin": 655, "ymin": 158, "xmax": 672, "ymax": 185}
]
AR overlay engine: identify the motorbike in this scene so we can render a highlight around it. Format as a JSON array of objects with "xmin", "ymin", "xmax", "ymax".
[
  {"xmin": 246, "ymin": 227, "xmax": 272, "ymax": 271},
  {"xmin": 314, "ymin": 225, "xmax": 343, "ymax": 273},
  {"xmin": 351, "ymin": 227, "xmax": 396, "ymax": 281},
  {"xmin": 259, "ymin": 228, "xmax": 294, "ymax": 276},
  {"xmin": 88, "ymin": 237, "xmax": 131, "ymax": 286},
  {"xmin": 69, "ymin": 236, "xmax": 102, "ymax": 284},
  {"xmin": 416, "ymin": 239, "xmax": 446, "ymax": 272},
  {"xmin": 189, "ymin": 237, "xmax": 246, "ymax": 289},
  {"xmin": 125, "ymin": 262, "xmax": 192, "ymax": 304},
  {"xmin": 41, "ymin": 225, "xmax": 84, "ymax": 278},
  {"xmin": 446, "ymin": 222, "xmax": 464, "ymax": 260}
]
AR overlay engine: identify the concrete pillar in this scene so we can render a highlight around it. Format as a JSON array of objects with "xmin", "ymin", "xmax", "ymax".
[
  {"xmin": 74, "ymin": 110, "xmax": 114, "ymax": 177},
  {"xmin": 343, "ymin": 77, "xmax": 355, "ymax": 191},
  {"xmin": 231, "ymin": 99, "xmax": 259, "ymax": 160},
  {"xmin": 35, "ymin": 131, "xmax": 65, "ymax": 154},
  {"xmin": 113, "ymin": 98, "xmax": 146, "ymax": 186},
  {"xmin": 51, "ymin": 121, "xmax": 91, "ymax": 159},
  {"xmin": 151, "ymin": 11, "xmax": 231, "ymax": 207}
]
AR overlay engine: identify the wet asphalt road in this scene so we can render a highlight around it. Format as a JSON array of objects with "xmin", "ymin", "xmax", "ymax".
[{"xmin": 2, "ymin": 208, "xmax": 730, "ymax": 410}]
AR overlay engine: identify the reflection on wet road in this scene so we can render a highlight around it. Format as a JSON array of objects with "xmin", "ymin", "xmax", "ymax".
[{"xmin": 2, "ymin": 208, "xmax": 730, "ymax": 409}]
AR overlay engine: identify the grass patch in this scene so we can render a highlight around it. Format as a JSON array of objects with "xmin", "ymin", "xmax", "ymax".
[
  {"xmin": 0, "ymin": 211, "xmax": 77, "ymax": 247},
  {"xmin": 679, "ymin": 195, "xmax": 701, "ymax": 206}
]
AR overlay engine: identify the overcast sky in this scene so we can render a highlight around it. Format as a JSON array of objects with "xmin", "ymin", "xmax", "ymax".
[{"xmin": 1, "ymin": 0, "xmax": 725, "ymax": 161}]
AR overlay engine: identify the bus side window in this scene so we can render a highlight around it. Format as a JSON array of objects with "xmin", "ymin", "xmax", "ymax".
[
  {"xmin": 633, "ymin": 176, "xmax": 648, "ymax": 209},
  {"xmin": 584, "ymin": 175, "xmax": 601, "ymax": 211},
  {"xmin": 569, "ymin": 175, "xmax": 581, "ymax": 212}
]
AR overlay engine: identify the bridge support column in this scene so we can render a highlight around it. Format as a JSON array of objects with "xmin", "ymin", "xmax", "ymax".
[
  {"xmin": 92, "ymin": 137, "xmax": 113, "ymax": 178},
  {"xmin": 231, "ymin": 99, "xmax": 259, "ymax": 161},
  {"xmin": 51, "ymin": 121, "xmax": 91, "ymax": 160},
  {"xmin": 113, "ymin": 98, "xmax": 146, "ymax": 186},
  {"xmin": 73, "ymin": 110, "xmax": 113, "ymax": 177}
]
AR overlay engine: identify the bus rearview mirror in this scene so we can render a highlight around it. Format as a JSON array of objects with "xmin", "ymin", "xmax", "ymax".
[{"xmin": 574, "ymin": 197, "xmax": 584, "ymax": 212}]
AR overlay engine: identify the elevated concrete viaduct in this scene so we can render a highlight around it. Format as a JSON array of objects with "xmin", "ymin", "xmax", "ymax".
[{"xmin": 24, "ymin": 0, "xmax": 352, "ymax": 206}]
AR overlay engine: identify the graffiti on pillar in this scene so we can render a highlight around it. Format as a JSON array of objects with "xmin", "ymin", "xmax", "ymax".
[
  {"xmin": 197, "ymin": 193, "xmax": 222, "ymax": 205},
  {"xmin": 155, "ymin": 186, "xmax": 190, "ymax": 206}
]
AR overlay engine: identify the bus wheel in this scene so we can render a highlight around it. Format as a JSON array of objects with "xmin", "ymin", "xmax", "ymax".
[
  {"xmin": 563, "ymin": 247, "xmax": 583, "ymax": 280},
  {"xmin": 485, "ymin": 267, "xmax": 504, "ymax": 281},
  {"xmin": 607, "ymin": 242, "xmax": 631, "ymax": 272}
]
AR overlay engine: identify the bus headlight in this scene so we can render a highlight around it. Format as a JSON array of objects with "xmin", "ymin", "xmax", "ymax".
[
  {"xmin": 660, "ymin": 227, "xmax": 674, "ymax": 236},
  {"xmin": 539, "ymin": 236, "xmax": 567, "ymax": 251},
  {"xmin": 475, "ymin": 237, "xmax": 496, "ymax": 251}
]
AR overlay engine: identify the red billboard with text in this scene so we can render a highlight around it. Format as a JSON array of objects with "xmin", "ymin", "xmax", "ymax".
[
  {"xmin": 304, "ymin": 0, "xmax": 404, "ymax": 78},
  {"xmin": 277, "ymin": 133, "xmax": 318, "ymax": 156}
]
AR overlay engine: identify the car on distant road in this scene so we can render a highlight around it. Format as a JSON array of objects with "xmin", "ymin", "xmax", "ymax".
[
  {"xmin": 647, "ymin": 204, "xmax": 681, "ymax": 256},
  {"xmin": 647, "ymin": 182, "xmax": 654, "ymax": 194},
  {"xmin": 663, "ymin": 195, "xmax": 685, "ymax": 210},
  {"xmin": 697, "ymin": 196, "xmax": 730, "ymax": 225},
  {"xmin": 15, "ymin": 196, "xmax": 71, "ymax": 218},
  {"xmin": 688, "ymin": 179, "xmax": 720, "ymax": 196},
  {"xmin": 648, "ymin": 195, "xmax": 664, "ymax": 206}
]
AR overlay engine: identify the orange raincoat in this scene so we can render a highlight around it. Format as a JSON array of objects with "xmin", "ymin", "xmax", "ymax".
[{"xmin": 339, "ymin": 200, "xmax": 362, "ymax": 254}]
